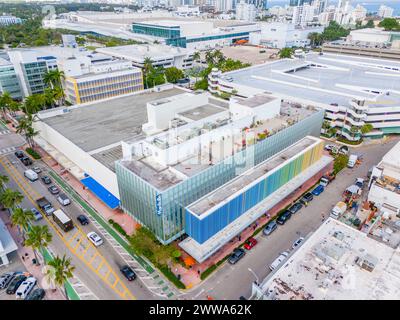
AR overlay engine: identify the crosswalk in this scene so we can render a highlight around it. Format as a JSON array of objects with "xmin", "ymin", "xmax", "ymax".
[
  {"xmin": 87, "ymin": 215, "xmax": 178, "ymax": 299},
  {"xmin": 0, "ymin": 146, "xmax": 16, "ymax": 155},
  {"xmin": 0, "ymin": 129, "xmax": 10, "ymax": 135}
]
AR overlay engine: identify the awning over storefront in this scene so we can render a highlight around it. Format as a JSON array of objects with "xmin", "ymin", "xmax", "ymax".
[{"xmin": 81, "ymin": 176, "xmax": 120, "ymax": 209}]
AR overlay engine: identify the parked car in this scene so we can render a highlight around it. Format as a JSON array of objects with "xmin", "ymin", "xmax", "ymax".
[
  {"xmin": 77, "ymin": 215, "xmax": 89, "ymax": 226},
  {"xmin": 292, "ymin": 237, "xmax": 304, "ymax": 250},
  {"xmin": 311, "ymin": 185, "xmax": 324, "ymax": 196},
  {"xmin": 339, "ymin": 145, "xmax": 349, "ymax": 155},
  {"xmin": 120, "ymin": 265, "xmax": 136, "ymax": 281},
  {"xmin": 263, "ymin": 221, "xmax": 277, "ymax": 236},
  {"xmin": 14, "ymin": 150, "xmax": 24, "ymax": 158},
  {"xmin": 244, "ymin": 237, "xmax": 258, "ymax": 250},
  {"xmin": 269, "ymin": 251, "xmax": 289, "ymax": 271},
  {"xmin": 324, "ymin": 144, "xmax": 336, "ymax": 151},
  {"xmin": 6, "ymin": 274, "xmax": 27, "ymax": 294},
  {"xmin": 41, "ymin": 176, "xmax": 52, "ymax": 184},
  {"xmin": 276, "ymin": 211, "xmax": 292, "ymax": 225},
  {"xmin": 32, "ymin": 167, "xmax": 42, "ymax": 174},
  {"xmin": 15, "ymin": 277, "xmax": 37, "ymax": 299},
  {"xmin": 300, "ymin": 192, "xmax": 313, "ymax": 205},
  {"xmin": 48, "ymin": 185, "xmax": 60, "ymax": 195},
  {"xmin": 0, "ymin": 272, "xmax": 15, "ymax": 289},
  {"xmin": 26, "ymin": 288, "xmax": 46, "ymax": 300},
  {"xmin": 57, "ymin": 193, "xmax": 71, "ymax": 206},
  {"xmin": 87, "ymin": 231, "xmax": 103, "ymax": 247},
  {"xmin": 355, "ymin": 178, "xmax": 365, "ymax": 189},
  {"xmin": 31, "ymin": 208, "xmax": 42, "ymax": 221},
  {"xmin": 288, "ymin": 202, "xmax": 302, "ymax": 214},
  {"xmin": 228, "ymin": 248, "xmax": 246, "ymax": 264},
  {"xmin": 24, "ymin": 169, "xmax": 38, "ymax": 182},
  {"xmin": 21, "ymin": 156, "xmax": 32, "ymax": 166}
]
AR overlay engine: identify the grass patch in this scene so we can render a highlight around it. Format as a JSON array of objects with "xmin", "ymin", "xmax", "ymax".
[
  {"xmin": 333, "ymin": 154, "xmax": 349, "ymax": 175},
  {"xmin": 108, "ymin": 219, "xmax": 128, "ymax": 237},
  {"xmin": 25, "ymin": 147, "xmax": 41, "ymax": 159},
  {"xmin": 337, "ymin": 137, "xmax": 362, "ymax": 145},
  {"xmin": 158, "ymin": 265, "xmax": 186, "ymax": 289},
  {"xmin": 200, "ymin": 264, "xmax": 217, "ymax": 280}
]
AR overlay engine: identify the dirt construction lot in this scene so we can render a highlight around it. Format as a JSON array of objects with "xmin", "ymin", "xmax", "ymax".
[{"xmin": 220, "ymin": 45, "xmax": 279, "ymax": 65}]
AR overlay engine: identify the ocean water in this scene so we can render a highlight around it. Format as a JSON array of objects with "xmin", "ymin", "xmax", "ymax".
[{"xmin": 267, "ymin": 0, "xmax": 400, "ymax": 16}]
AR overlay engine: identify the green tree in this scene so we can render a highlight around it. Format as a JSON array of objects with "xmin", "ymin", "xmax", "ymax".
[
  {"xmin": 0, "ymin": 188, "xmax": 24, "ymax": 213},
  {"xmin": 16, "ymin": 114, "xmax": 37, "ymax": 149},
  {"xmin": 194, "ymin": 78, "xmax": 208, "ymax": 90},
  {"xmin": 308, "ymin": 32, "xmax": 324, "ymax": 47},
  {"xmin": 0, "ymin": 92, "xmax": 14, "ymax": 119},
  {"xmin": 360, "ymin": 123, "xmax": 373, "ymax": 134},
  {"xmin": 25, "ymin": 225, "xmax": 52, "ymax": 265},
  {"xmin": 322, "ymin": 21, "xmax": 350, "ymax": 41},
  {"xmin": 43, "ymin": 69, "xmax": 65, "ymax": 89},
  {"xmin": 192, "ymin": 51, "xmax": 200, "ymax": 62},
  {"xmin": 0, "ymin": 174, "xmax": 9, "ymax": 191},
  {"xmin": 45, "ymin": 255, "xmax": 75, "ymax": 297},
  {"xmin": 165, "ymin": 67, "xmax": 184, "ymax": 84},
  {"xmin": 24, "ymin": 94, "xmax": 46, "ymax": 115},
  {"xmin": 279, "ymin": 47, "xmax": 294, "ymax": 59},
  {"xmin": 365, "ymin": 20, "xmax": 375, "ymax": 28},
  {"xmin": 11, "ymin": 207, "xmax": 34, "ymax": 242},
  {"xmin": 378, "ymin": 18, "xmax": 400, "ymax": 31},
  {"xmin": 334, "ymin": 154, "xmax": 349, "ymax": 174}
]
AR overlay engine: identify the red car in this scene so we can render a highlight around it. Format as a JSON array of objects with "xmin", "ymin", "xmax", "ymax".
[{"xmin": 244, "ymin": 238, "xmax": 258, "ymax": 250}]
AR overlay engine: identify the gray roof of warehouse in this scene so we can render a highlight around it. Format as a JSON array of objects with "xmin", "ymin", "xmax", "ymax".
[{"xmin": 41, "ymin": 87, "xmax": 186, "ymax": 153}]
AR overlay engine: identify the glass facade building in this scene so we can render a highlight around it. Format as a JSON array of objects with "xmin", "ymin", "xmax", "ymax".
[
  {"xmin": 0, "ymin": 64, "xmax": 22, "ymax": 100},
  {"xmin": 21, "ymin": 56, "xmax": 57, "ymax": 95},
  {"xmin": 132, "ymin": 23, "xmax": 181, "ymax": 39},
  {"xmin": 116, "ymin": 109, "xmax": 324, "ymax": 244},
  {"xmin": 185, "ymin": 140, "xmax": 323, "ymax": 243}
]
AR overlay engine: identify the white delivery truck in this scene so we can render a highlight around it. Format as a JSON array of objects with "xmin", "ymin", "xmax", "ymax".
[
  {"xmin": 330, "ymin": 201, "xmax": 347, "ymax": 219},
  {"xmin": 24, "ymin": 169, "xmax": 38, "ymax": 182},
  {"xmin": 347, "ymin": 154, "xmax": 358, "ymax": 168},
  {"xmin": 269, "ymin": 251, "xmax": 289, "ymax": 271}
]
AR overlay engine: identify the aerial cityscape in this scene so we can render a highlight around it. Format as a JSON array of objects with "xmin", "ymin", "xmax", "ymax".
[{"xmin": 0, "ymin": 0, "xmax": 399, "ymax": 306}]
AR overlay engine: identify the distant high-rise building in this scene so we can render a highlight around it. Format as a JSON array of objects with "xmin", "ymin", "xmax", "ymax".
[
  {"xmin": 236, "ymin": 0, "xmax": 257, "ymax": 21},
  {"xmin": 292, "ymin": 3, "xmax": 315, "ymax": 26},
  {"xmin": 289, "ymin": 0, "xmax": 312, "ymax": 7},
  {"xmin": 378, "ymin": 5, "xmax": 394, "ymax": 18},
  {"xmin": 248, "ymin": 0, "xmax": 267, "ymax": 10}
]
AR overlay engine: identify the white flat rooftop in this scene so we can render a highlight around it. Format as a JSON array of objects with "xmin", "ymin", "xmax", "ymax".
[
  {"xmin": 222, "ymin": 53, "xmax": 400, "ymax": 109},
  {"xmin": 253, "ymin": 218, "xmax": 400, "ymax": 300},
  {"xmin": 0, "ymin": 218, "xmax": 18, "ymax": 256},
  {"xmin": 180, "ymin": 155, "xmax": 333, "ymax": 263}
]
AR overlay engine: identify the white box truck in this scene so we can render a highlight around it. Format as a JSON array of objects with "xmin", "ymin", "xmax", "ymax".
[
  {"xmin": 347, "ymin": 155, "xmax": 358, "ymax": 168},
  {"xmin": 330, "ymin": 201, "xmax": 347, "ymax": 219},
  {"xmin": 24, "ymin": 169, "xmax": 38, "ymax": 182}
]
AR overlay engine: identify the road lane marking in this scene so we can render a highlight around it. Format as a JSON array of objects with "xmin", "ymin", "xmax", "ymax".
[{"xmin": 0, "ymin": 157, "xmax": 135, "ymax": 300}]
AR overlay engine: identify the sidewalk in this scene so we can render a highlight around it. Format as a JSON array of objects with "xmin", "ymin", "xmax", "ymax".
[{"xmin": 0, "ymin": 210, "xmax": 65, "ymax": 300}]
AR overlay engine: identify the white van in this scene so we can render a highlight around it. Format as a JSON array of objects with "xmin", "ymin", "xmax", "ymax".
[
  {"xmin": 15, "ymin": 277, "xmax": 36, "ymax": 299},
  {"xmin": 347, "ymin": 155, "xmax": 358, "ymax": 168},
  {"xmin": 269, "ymin": 251, "xmax": 289, "ymax": 271},
  {"xmin": 24, "ymin": 169, "xmax": 38, "ymax": 182},
  {"xmin": 57, "ymin": 193, "xmax": 71, "ymax": 206}
]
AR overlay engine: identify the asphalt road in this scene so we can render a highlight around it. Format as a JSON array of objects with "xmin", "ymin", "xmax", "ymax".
[
  {"xmin": 0, "ymin": 153, "xmax": 155, "ymax": 300},
  {"xmin": 180, "ymin": 138, "xmax": 399, "ymax": 300}
]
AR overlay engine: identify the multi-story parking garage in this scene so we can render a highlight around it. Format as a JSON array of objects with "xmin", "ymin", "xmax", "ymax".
[{"xmin": 209, "ymin": 53, "xmax": 400, "ymax": 141}]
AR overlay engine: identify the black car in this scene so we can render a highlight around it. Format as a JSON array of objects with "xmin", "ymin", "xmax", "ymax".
[
  {"xmin": 288, "ymin": 202, "xmax": 303, "ymax": 214},
  {"xmin": 48, "ymin": 185, "xmax": 60, "ymax": 195},
  {"xmin": 276, "ymin": 211, "xmax": 292, "ymax": 225},
  {"xmin": 120, "ymin": 265, "xmax": 136, "ymax": 281},
  {"xmin": 77, "ymin": 215, "xmax": 89, "ymax": 226},
  {"xmin": 228, "ymin": 248, "xmax": 245, "ymax": 265},
  {"xmin": 300, "ymin": 192, "xmax": 314, "ymax": 205},
  {"xmin": 14, "ymin": 150, "xmax": 25, "ymax": 158},
  {"xmin": 21, "ymin": 156, "xmax": 32, "ymax": 166},
  {"xmin": 41, "ymin": 176, "xmax": 52, "ymax": 184},
  {"xmin": 0, "ymin": 272, "xmax": 15, "ymax": 289},
  {"xmin": 25, "ymin": 288, "xmax": 46, "ymax": 300},
  {"xmin": 6, "ymin": 274, "xmax": 27, "ymax": 294}
]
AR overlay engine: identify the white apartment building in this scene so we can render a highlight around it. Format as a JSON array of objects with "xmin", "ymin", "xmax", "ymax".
[
  {"xmin": 175, "ymin": 5, "xmax": 201, "ymax": 16},
  {"xmin": 368, "ymin": 141, "xmax": 400, "ymax": 218},
  {"xmin": 236, "ymin": 1, "xmax": 257, "ymax": 22},
  {"xmin": 216, "ymin": 0, "xmax": 234, "ymax": 12},
  {"xmin": 0, "ymin": 14, "xmax": 22, "ymax": 26},
  {"xmin": 96, "ymin": 44, "xmax": 194, "ymax": 70},
  {"xmin": 351, "ymin": 4, "xmax": 367, "ymax": 22},
  {"xmin": 0, "ymin": 218, "xmax": 18, "ymax": 267},
  {"xmin": 378, "ymin": 5, "xmax": 394, "ymax": 19},
  {"xmin": 292, "ymin": 4, "xmax": 316, "ymax": 27},
  {"xmin": 249, "ymin": 22, "xmax": 324, "ymax": 48}
]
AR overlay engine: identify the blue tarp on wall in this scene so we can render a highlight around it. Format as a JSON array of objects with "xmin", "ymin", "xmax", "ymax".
[{"xmin": 81, "ymin": 176, "xmax": 120, "ymax": 209}]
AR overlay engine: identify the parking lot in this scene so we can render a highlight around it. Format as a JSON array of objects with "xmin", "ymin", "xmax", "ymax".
[{"xmin": 182, "ymin": 137, "xmax": 400, "ymax": 300}]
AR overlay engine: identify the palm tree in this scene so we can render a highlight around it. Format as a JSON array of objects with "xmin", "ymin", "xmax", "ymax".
[
  {"xmin": 0, "ymin": 92, "xmax": 14, "ymax": 119},
  {"xmin": 25, "ymin": 225, "xmax": 52, "ymax": 266},
  {"xmin": 11, "ymin": 208, "xmax": 34, "ymax": 242},
  {"xmin": 8, "ymin": 100, "xmax": 21, "ymax": 117},
  {"xmin": 16, "ymin": 115, "xmax": 37, "ymax": 149},
  {"xmin": 52, "ymin": 86, "xmax": 65, "ymax": 107},
  {"xmin": 0, "ymin": 174, "xmax": 9, "ymax": 191},
  {"xmin": 44, "ymin": 88, "xmax": 56, "ymax": 109},
  {"xmin": 45, "ymin": 255, "xmax": 75, "ymax": 298},
  {"xmin": 0, "ymin": 188, "xmax": 24, "ymax": 213},
  {"xmin": 193, "ymin": 51, "xmax": 201, "ymax": 62},
  {"xmin": 23, "ymin": 94, "xmax": 45, "ymax": 115},
  {"xmin": 43, "ymin": 69, "xmax": 65, "ymax": 89},
  {"xmin": 143, "ymin": 57, "xmax": 153, "ymax": 89}
]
